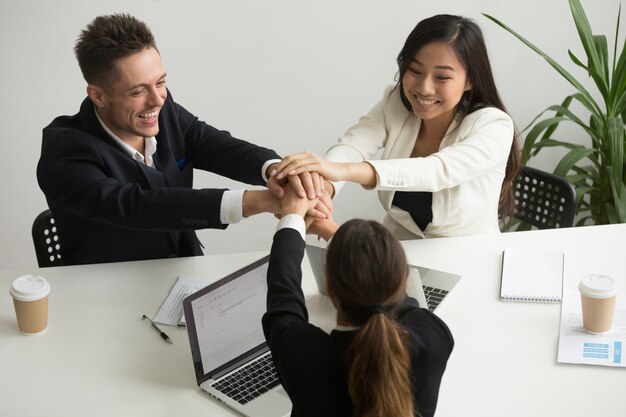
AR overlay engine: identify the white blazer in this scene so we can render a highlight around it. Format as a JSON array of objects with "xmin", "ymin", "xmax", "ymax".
[{"xmin": 325, "ymin": 85, "xmax": 514, "ymax": 239}]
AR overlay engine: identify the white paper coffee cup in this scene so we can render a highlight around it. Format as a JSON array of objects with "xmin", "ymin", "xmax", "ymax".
[
  {"xmin": 578, "ymin": 275, "xmax": 618, "ymax": 334},
  {"xmin": 9, "ymin": 275, "xmax": 50, "ymax": 335}
]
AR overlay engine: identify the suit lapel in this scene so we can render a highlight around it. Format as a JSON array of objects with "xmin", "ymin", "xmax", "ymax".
[
  {"xmin": 136, "ymin": 162, "xmax": 168, "ymax": 188},
  {"xmin": 78, "ymin": 97, "xmax": 184, "ymax": 253},
  {"xmin": 153, "ymin": 138, "xmax": 184, "ymax": 188}
]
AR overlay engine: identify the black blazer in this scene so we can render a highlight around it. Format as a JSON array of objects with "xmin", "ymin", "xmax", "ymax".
[
  {"xmin": 262, "ymin": 228, "xmax": 454, "ymax": 417},
  {"xmin": 37, "ymin": 91, "xmax": 280, "ymax": 265}
]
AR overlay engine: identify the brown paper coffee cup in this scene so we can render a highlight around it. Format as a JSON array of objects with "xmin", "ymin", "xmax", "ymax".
[
  {"xmin": 9, "ymin": 275, "xmax": 50, "ymax": 335},
  {"xmin": 578, "ymin": 275, "xmax": 618, "ymax": 334}
]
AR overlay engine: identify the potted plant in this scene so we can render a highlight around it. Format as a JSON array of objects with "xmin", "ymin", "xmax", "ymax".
[{"xmin": 484, "ymin": 0, "xmax": 626, "ymax": 225}]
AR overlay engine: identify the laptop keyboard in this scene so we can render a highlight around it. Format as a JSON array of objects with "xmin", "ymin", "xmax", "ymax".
[
  {"xmin": 423, "ymin": 286, "xmax": 449, "ymax": 311},
  {"xmin": 211, "ymin": 353, "xmax": 281, "ymax": 405}
]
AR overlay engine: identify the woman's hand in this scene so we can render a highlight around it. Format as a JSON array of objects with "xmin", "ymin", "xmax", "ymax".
[
  {"xmin": 272, "ymin": 152, "xmax": 347, "ymax": 182},
  {"xmin": 272, "ymin": 152, "xmax": 377, "ymax": 188},
  {"xmin": 267, "ymin": 164, "xmax": 324, "ymax": 199},
  {"xmin": 308, "ymin": 187, "xmax": 333, "ymax": 219}
]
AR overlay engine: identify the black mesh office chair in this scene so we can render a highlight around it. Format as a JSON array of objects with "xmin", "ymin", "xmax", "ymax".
[
  {"xmin": 32, "ymin": 209, "xmax": 63, "ymax": 267},
  {"xmin": 512, "ymin": 166, "xmax": 577, "ymax": 229}
]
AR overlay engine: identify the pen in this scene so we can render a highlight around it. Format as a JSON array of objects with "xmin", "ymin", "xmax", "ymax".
[{"xmin": 142, "ymin": 314, "xmax": 173, "ymax": 344}]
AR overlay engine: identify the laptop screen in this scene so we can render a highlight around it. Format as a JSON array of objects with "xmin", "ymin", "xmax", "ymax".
[{"xmin": 184, "ymin": 256, "xmax": 270, "ymax": 381}]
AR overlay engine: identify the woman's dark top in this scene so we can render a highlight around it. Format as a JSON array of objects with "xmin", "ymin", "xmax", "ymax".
[
  {"xmin": 392, "ymin": 191, "xmax": 434, "ymax": 231},
  {"xmin": 262, "ymin": 227, "xmax": 454, "ymax": 417}
]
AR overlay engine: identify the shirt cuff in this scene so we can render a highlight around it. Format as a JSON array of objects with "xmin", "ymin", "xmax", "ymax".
[
  {"xmin": 220, "ymin": 190, "xmax": 244, "ymax": 224},
  {"xmin": 276, "ymin": 214, "xmax": 306, "ymax": 240},
  {"xmin": 262, "ymin": 159, "xmax": 282, "ymax": 183}
]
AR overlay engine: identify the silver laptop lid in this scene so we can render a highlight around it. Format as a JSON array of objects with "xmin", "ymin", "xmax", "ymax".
[
  {"xmin": 306, "ymin": 244, "xmax": 460, "ymax": 311},
  {"xmin": 305, "ymin": 244, "xmax": 328, "ymax": 295},
  {"xmin": 183, "ymin": 256, "xmax": 270, "ymax": 385}
]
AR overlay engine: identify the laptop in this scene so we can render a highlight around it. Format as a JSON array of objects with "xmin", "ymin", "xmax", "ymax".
[
  {"xmin": 305, "ymin": 244, "xmax": 461, "ymax": 311},
  {"xmin": 183, "ymin": 255, "xmax": 291, "ymax": 417}
]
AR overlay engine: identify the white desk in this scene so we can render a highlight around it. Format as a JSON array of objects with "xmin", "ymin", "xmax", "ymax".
[{"xmin": 1, "ymin": 224, "xmax": 625, "ymax": 416}]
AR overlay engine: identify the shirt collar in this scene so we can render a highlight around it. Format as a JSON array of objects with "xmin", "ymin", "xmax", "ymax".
[
  {"xmin": 94, "ymin": 107, "xmax": 157, "ymax": 168},
  {"xmin": 334, "ymin": 324, "xmax": 361, "ymax": 332}
]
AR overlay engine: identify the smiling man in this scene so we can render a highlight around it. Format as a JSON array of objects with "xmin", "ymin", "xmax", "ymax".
[{"xmin": 37, "ymin": 14, "xmax": 320, "ymax": 265}]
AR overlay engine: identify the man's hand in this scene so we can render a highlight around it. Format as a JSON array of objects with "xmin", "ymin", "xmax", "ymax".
[
  {"xmin": 267, "ymin": 163, "xmax": 333, "ymax": 220},
  {"xmin": 242, "ymin": 190, "xmax": 281, "ymax": 218},
  {"xmin": 267, "ymin": 163, "xmax": 324, "ymax": 200}
]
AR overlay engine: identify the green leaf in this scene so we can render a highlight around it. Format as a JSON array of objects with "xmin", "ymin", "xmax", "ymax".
[
  {"xmin": 568, "ymin": 47, "xmax": 609, "ymax": 100},
  {"xmin": 588, "ymin": 114, "xmax": 605, "ymax": 149},
  {"xmin": 483, "ymin": 12, "xmax": 602, "ymax": 115},
  {"xmin": 553, "ymin": 148, "xmax": 595, "ymax": 176},
  {"xmin": 540, "ymin": 96, "xmax": 574, "ymax": 139},
  {"xmin": 533, "ymin": 139, "xmax": 584, "ymax": 151},
  {"xmin": 611, "ymin": 87, "xmax": 626, "ymax": 119},
  {"xmin": 544, "ymin": 104, "xmax": 599, "ymax": 140},
  {"xmin": 572, "ymin": 92, "xmax": 603, "ymax": 118},
  {"xmin": 606, "ymin": 116, "xmax": 625, "ymax": 198},
  {"xmin": 592, "ymin": 35, "xmax": 610, "ymax": 97},
  {"xmin": 605, "ymin": 181, "xmax": 626, "ymax": 223},
  {"xmin": 574, "ymin": 185, "xmax": 593, "ymax": 210},
  {"xmin": 569, "ymin": 0, "xmax": 604, "ymax": 79},
  {"xmin": 573, "ymin": 185, "xmax": 594, "ymax": 196},
  {"xmin": 575, "ymin": 216, "xmax": 592, "ymax": 226},
  {"xmin": 610, "ymin": 7, "xmax": 626, "ymax": 115},
  {"xmin": 612, "ymin": 4, "xmax": 621, "ymax": 76},
  {"xmin": 515, "ymin": 221, "xmax": 533, "ymax": 231},
  {"xmin": 607, "ymin": 206, "xmax": 619, "ymax": 223},
  {"xmin": 571, "ymin": 165, "xmax": 593, "ymax": 175},
  {"xmin": 616, "ymin": 183, "xmax": 626, "ymax": 222},
  {"xmin": 523, "ymin": 116, "xmax": 569, "ymax": 159},
  {"xmin": 565, "ymin": 173, "xmax": 587, "ymax": 181}
]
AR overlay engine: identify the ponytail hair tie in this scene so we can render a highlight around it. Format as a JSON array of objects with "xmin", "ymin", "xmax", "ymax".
[{"xmin": 368, "ymin": 304, "xmax": 387, "ymax": 316}]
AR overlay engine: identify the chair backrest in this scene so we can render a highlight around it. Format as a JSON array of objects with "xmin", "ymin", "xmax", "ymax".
[
  {"xmin": 32, "ymin": 209, "xmax": 63, "ymax": 267},
  {"xmin": 512, "ymin": 166, "xmax": 577, "ymax": 229}
]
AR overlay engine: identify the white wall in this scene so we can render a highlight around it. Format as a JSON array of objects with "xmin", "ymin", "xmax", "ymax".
[{"xmin": 0, "ymin": 0, "xmax": 621, "ymax": 269}]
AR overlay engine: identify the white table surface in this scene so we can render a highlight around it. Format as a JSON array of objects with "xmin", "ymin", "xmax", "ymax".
[{"xmin": 1, "ymin": 224, "xmax": 625, "ymax": 417}]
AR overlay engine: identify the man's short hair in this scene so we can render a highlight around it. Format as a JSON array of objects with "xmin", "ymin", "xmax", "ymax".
[{"xmin": 74, "ymin": 13, "xmax": 157, "ymax": 87}]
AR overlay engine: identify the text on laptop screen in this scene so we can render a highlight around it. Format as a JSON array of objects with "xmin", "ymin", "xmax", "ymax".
[{"xmin": 191, "ymin": 263, "xmax": 269, "ymax": 373}]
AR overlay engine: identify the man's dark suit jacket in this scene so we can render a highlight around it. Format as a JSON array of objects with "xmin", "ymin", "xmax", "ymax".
[
  {"xmin": 37, "ymin": 90, "xmax": 280, "ymax": 265},
  {"xmin": 262, "ymin": 227, "xmax": 455, "ymax": 417}
]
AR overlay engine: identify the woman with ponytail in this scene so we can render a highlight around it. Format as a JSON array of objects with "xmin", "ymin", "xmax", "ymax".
[{"xmin": 262, "ymin": 186, "xmax": 453, "ymax": 417}]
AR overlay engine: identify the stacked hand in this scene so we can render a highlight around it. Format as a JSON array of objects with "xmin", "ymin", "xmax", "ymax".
[
  {"xmin": 271, "ymin": 152, "xmax": 345, "ymax": 182},
  {"xmin": 266, "ymin": 162, "xmax": 333, "ymax": 220},
  {"xmin": 279, "ymin": 184, "xmax": 320, "ymax": 218},
  {"xmin": 243, "ymin": 159, "xmax": 333, "ymax": 221},
  {"xmin": 270, "ymin": 151, "xmax": 376, "ymax": 189},
  {"xmin": 267, "ymin": 156, "xmax": 341, "ymax": 241}
]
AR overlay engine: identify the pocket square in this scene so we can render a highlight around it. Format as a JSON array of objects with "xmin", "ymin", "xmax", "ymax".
[{"xmin": 177, "ymin": 157, "xmax": 188, "ymax": 171}]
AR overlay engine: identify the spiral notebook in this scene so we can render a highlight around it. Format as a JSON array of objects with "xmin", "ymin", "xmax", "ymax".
[{"xmin": 500, "ymin": 248, "xmax": 564, "ymax": 302}]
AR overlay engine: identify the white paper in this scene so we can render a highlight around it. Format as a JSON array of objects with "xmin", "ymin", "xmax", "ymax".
[
  {"xmin": 153, "ymin": 276, "xmax": 213, "ymax": 326},
  {"xmin": 500, "ymin": 248, "xmax": 563, "ymax": 302},
  {"xmin": 557, "ymin": 289, "xmax": 626, "ymax": 367}
]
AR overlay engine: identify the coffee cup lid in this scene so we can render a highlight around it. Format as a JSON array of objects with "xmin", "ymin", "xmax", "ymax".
[
  {"xmin": 578, "ymin": 275, "xmax": 618, "ymax": 299},
  {"xmin": 9, "ymin": 275, "xmax": 50, "ymax": 301}
]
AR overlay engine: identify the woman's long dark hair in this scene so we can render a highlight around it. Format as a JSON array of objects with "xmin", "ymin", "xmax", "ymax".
[
  {"xmin": 326, "ymin": 219, "xmax": 413, "ymax": 417},
  {"xmin": 396, "ymin": 14, "xmax": 521, "ymax": 217}
]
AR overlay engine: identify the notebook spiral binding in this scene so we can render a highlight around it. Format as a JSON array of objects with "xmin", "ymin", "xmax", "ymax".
[{"xmin": 500, "ymin": 295, "xmax": 561, "ymax": 303}]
